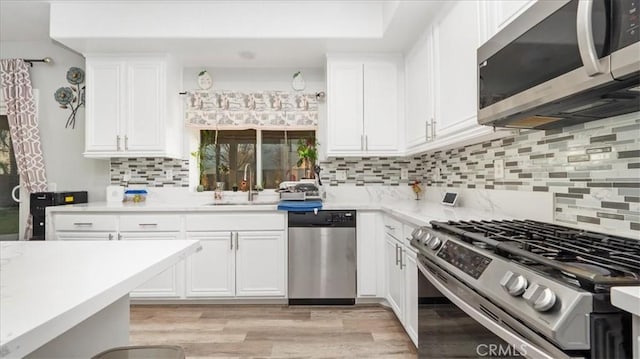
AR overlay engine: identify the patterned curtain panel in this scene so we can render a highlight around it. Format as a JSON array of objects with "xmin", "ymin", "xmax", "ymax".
[
  {"xmin": 185, "ymin": 91, "xmax": 318, "ymax": 130},
  {"xmin": 0, "ymin": 59, "xmax": 48, "ymax": 240}
]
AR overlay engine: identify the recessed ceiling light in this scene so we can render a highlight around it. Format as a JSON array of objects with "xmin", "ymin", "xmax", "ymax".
[{"xmin": 238, "ymin": 51, "xmax": 256, "ymax": 60}]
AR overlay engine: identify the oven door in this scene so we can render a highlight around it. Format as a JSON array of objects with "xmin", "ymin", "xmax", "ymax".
[{"xmin": 417, "ymin": 256, "xmax": 580, "ymax": 359}]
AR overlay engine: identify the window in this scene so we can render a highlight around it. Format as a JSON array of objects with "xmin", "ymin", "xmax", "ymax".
[{"xmin": 198, "ymin": 130, "xmax": 316, "ymax": 190}]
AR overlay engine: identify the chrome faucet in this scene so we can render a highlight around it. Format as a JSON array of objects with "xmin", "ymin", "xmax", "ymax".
[{"xmin": 243, "ymin": 163, "xmax": 255, "ymax": 201}]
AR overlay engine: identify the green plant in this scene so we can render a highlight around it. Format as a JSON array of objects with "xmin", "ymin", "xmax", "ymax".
[{"xmin": 296, "ymin": 138, "xmax": 319, "ymax": 178}]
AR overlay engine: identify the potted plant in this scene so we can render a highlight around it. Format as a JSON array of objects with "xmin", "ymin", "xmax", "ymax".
[
  {"xmin": 232, "ymin": 183, "xmax": 238, "ymax": 192},
  {"xmin": 190, "ymin": 150, "xmax": 208, "ymax": 191},
  {"xmin": 217, "ymin": 164, "xmax": 229, "ymax": 190},
  {"xmin": 296, "ymin": 138, "xmax": 319, "ymax": 179}
]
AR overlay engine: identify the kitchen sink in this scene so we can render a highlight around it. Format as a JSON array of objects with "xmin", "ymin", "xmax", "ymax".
[{"xmin": 204, "ymin": 201, "xmax": 279, "ymax": 206}]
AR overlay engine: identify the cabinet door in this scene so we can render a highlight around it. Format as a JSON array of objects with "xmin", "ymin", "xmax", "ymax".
[
  {"xmin": 327, "ymin": 61, "xmax": 364, "ymax": 154},
  {"xmin": 125, "ymin": 60, "xmax": 164, "ymax": 152},
  {"xmin": 434, "ymin": 1, "xmax": 480, "ymax": 139},
  {"xmin": 235, "ymin": 231, "xmax": 286, "ymax": 297},
  {"xmin": 357, "ymin": 212, "xmax": 379, "ymax": 297},
  {"xmin": 55, "ymin": 231, "xmax": 116, "ymax": 241},
  {"xmin": 120, "ymin": 232, "xmax": 182, "ymax": 298},
  {"xmin": 405, "ymin": 30, "xmax": 435, "ymax": 149},
  {"xmin": 85, "ymin": 59, "xmax": 124, "ymax": 153},
  {"xmin": 185, "ymin": 232, "xmax": 235, "ymax": 297},
  {"xmin": 363, "ymin": 61, "xmax": 398, "ymax": 152},
  {"xmin": 403, "ymin": 248, "xmax": 419, "ymax": 347},
  {"xmin": 385, "ymin": 234, "xmax": 404, "ymax": 319}
]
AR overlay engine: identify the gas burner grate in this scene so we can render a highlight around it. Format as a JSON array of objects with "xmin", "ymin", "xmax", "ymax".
[{"xmin": 431, "ymin": 219, "xmax": 640, "ymax": 287}]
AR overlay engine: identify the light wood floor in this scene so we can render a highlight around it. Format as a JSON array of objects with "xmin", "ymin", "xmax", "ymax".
[{"xmin": 130, "ymin": 304, "xmax": 417, "ymax": 359}]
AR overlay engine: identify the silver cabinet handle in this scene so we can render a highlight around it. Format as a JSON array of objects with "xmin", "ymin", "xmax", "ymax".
[
  {"xmin": 431, "ymin": 119, "xmax": 437, "ymax": 139},
  {"xmin": 230, "ymin": 232, "xmax": 233, "ymax": 250},
  {"xmin": 425, "ymin": 120, "xmax": 429, "ymax": 141},
  {"xmin": 108, "ymin": 233, "xmax": 113, "ymax": 241},
  {"xmin": 235, "ymin": 232, "xmax": 239, "ymax": 251},
  {"xmin": 395, "ymin": 243, "xmax": 400, "ymax": 266},
  {"xmin": 577, "ymin": 0, "xmax": 604, "ymax": 76},
  {"xmin": 400, "ymin": 249, "xmax": 406, "ymax": 270},
  {"xmin": 116, "ymin": 135, "xmax": 121, "ymax": 151},
  {"xmin": 384, "ymin": 224, "xmax": 395, "ymax": 230},
  {"xmin": 365, "ymin": 135, "xmax": 368, "ymax": 151},
  {"xmin": 124, "ymin": 135, "xmax": 129, "ymax": 151},
  {"xmin": 73, "ymin": 222, "xmax": 93, "ymax": 227},
  {"xmin": 138, "ymin": 223, "xmax": 158, "ymax": 227}
]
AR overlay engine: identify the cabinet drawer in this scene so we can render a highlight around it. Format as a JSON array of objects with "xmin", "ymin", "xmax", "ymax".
[
  {"xmin": 383, "ymin": 216, "xmax": 402, "ymax": 240},
  {"xmin": 54, "ymin": 214, "xmax": 118, "ymax": 231},
  {"xmin": 186, "ymin": 213, "xmax": 285, "ymax": 231},
  {"xmin": 119, "ymin": 214, "xmax": 181, "ymax": 231}
]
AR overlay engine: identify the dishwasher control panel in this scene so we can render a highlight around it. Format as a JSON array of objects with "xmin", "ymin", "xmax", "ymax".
[{"xmin": 288, "ymin": 210, "xmax": 356, "ymax": 227}]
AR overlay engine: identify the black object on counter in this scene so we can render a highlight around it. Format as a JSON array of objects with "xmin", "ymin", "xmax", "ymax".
[{"xmin": 30, "ymin": 191, "xmax": 88, "ymax": 240}]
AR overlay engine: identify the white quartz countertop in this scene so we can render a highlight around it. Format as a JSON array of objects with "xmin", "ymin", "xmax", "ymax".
[
  {"xmin": 611, "ymin": 287, "xmax": 640, "ymax": 316},
  {"xmin": 0, "ymin": 240, "xmax": 201, "ymax": 358},
  {"xmin": 46, "ymin": 199, "xmax": 513, "ymax": 227}
]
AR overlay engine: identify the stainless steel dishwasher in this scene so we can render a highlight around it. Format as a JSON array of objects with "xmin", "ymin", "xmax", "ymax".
[{"xmin": 288, "ymin": 210, "xmax": 356, "ymax": 305}]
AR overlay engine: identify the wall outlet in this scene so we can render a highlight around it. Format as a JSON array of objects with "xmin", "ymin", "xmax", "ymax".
[
  {"xmin": 434, "ymin": 167, "xmax": 441, "ymax": 178},
  {"xmin": 123, "ymin": 169, "xmax": 131, "ymax": 182},
  {"xmin": 336, "ymin": 170, "xmax": 347, "ymax": 181},
  {"xmin": 400, "ymin": 168, "xmax": 409, "ymax": 180},
  {"xmin": 494, "ymin": 159, "xmax": 504, "ymax": 179},
  {"xmin": 165, "ymin": 169, "xmax": 173, "ymax": 180}
]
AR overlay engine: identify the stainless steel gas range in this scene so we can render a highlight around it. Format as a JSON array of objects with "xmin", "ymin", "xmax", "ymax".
[{"xmin": 410, "ymin": 219, "xmax": 639, "ymax": 359}]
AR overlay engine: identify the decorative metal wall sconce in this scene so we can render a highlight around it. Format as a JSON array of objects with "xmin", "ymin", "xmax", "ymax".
[{"xmin": 54, "ymin": 67, "xmax": 85, "ymax": 129}]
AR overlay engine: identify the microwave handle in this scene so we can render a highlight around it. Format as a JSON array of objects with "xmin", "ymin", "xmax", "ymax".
[{"xmin": 576, "ymin": 0, "xmax": 605, "ymax": 76}]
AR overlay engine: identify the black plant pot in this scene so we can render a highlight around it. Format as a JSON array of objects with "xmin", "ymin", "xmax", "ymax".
[{"xmin": 232, "ymin": 186, "xmax": 238, "ymax": 192}]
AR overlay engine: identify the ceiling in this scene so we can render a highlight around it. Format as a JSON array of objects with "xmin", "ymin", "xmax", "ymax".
[{"xmin": 1, "ymin": 0, "xmax": 443, "ymax": 67}]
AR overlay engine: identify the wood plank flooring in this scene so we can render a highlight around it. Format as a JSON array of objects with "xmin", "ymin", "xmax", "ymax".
[{"xmin": 130, "ymin": 304, "xmax": 417, "ymax": 359}]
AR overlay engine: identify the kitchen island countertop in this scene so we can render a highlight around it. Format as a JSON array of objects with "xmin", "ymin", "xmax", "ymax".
[{"xmin": 0, "ymin": 240, "xmax": 201, "ymax": 358}]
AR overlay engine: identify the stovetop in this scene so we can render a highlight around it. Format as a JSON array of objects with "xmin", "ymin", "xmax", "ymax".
[{"xmin": 429, "ymin": 219, "xmax": 640, "ymax": 291}]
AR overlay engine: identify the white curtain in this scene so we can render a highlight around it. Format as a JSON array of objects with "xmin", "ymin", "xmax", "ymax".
[{"xmin": 0, "ymin": 59, "xmax": 48, "ymax": 240}]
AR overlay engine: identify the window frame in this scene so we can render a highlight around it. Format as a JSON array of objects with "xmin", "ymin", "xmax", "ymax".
[{"xmin": 194, "ymin": 129, "xmax": 317, "ymax": 190}]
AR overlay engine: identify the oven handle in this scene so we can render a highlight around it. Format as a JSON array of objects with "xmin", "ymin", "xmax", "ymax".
[{"xmin": 417, "ymin": 260, "xmax": 571, "ymax": 359}]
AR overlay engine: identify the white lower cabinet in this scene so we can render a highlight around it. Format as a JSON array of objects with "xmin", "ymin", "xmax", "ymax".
[
  {"xmin": 185, "ymin": 230, "xmax": 286, "ymax": 298},
  {"xmin": 384, "ymin": 216, "xmax": 419, "ymax": 347},
  {"xmin": 185, "ymin": 232, "xmax": 235, "ymax": 297},
  {"xmin": 357, "ymin": 211, "xmax": 384, "ymax": 298},
  {"xmin": 385, "ymin": 234, "xmax": 404, "ymax": 318},
  {"xmin": 120, "ymin": 232, "xmax": 183, "ymax": 298},
  {"xmin": 403, "ymin": 247, "xmax": 419, "ymax": 345},
  {"xmin": 235, "ymin": 231, "xmax": 286, "ymax": 297}
]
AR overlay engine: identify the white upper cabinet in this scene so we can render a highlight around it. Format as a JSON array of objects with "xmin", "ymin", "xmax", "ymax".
[
  {"xmin": 433, "ymin": 1, "xmax": 481, "ymax": 139},
  {"xmin": 84, "ymin": 55, "xmax": 182, "ymax": 159},
  {"xmin": 404, "ymin": 27, "xmax": 435, "ymax": 150},
  {"xmin": 483, "ymin": 0, "xmax": 537, "ymax": 42},
  {"xmin": 403, "ymin": 1, "xmax": 507, "ymax": 156},
  {"xmin": 326, "ymin": 55, "xmax": 402, "ymax": 156}
]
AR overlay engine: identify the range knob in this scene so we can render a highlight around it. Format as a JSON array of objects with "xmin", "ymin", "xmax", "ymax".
[
  {"xmin": 428, "ymin": 236, "xmax": 442, "ymax": 250},
  {"xmin": 523, "ymin": 283, "xmax": 556, "ymax": 312},
  {"xmin": 499, "ymin": 271, "xmax": 528, "ymax": 296},
  {"xmin": 421, "ymin": 232, "xmax": 432, "ymax": 244}
]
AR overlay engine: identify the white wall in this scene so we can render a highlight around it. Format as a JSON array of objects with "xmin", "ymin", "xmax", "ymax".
[{"xmin": 0, "ymin": 40, "xmax": 109, "ymax": 201}]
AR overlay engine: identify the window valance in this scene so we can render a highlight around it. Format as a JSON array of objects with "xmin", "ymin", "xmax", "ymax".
[{"xmin": 184, "ymin": 90, "xmax": 318, "ymax": 130}]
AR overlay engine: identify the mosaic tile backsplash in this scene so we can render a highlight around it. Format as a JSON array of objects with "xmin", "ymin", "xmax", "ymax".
[
  {"xmin": 110, "ymin": 158, "xmax": 189, "ymax": 187},
  {"xmin": 109, "ymin": 112, "xmax": 639, "ymax": 234},
  {"xmin": 422, "ymin": 113, "xmax": 639, "ymax": 234}
]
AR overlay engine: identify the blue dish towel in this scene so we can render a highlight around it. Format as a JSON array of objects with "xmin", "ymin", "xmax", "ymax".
[{"xmin": 277, "ymin": 200, "xmax": 323, "ymax": 212}]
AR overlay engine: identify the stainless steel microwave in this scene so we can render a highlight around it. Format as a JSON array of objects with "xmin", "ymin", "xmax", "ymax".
[{"xmin": 478, "ymin": 0, "xmax": 639, "ymax": 129}]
